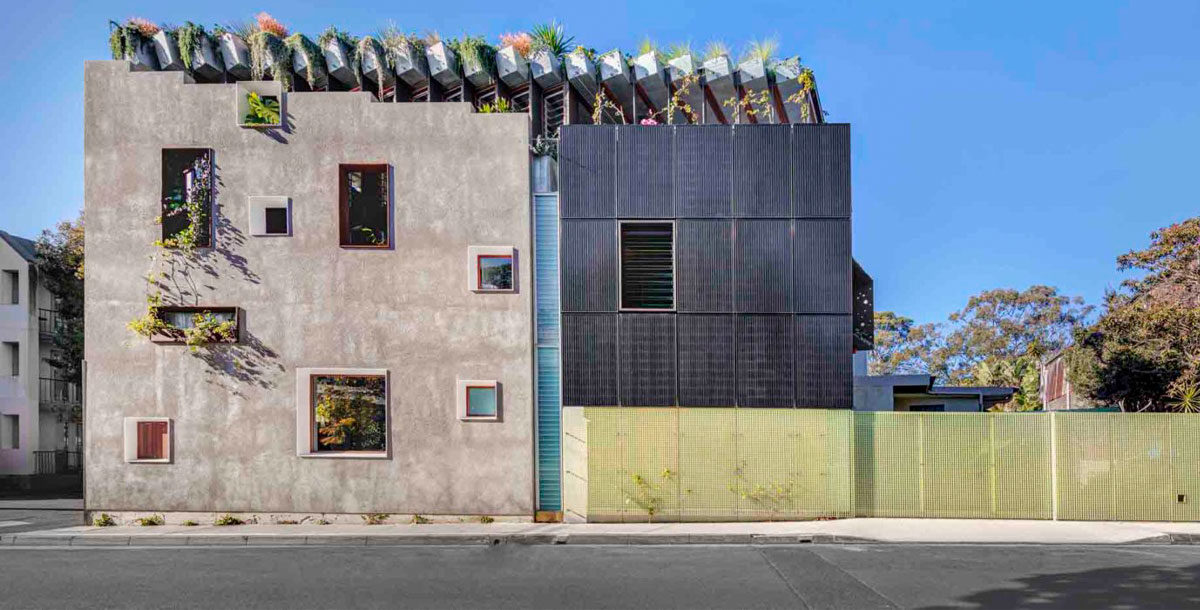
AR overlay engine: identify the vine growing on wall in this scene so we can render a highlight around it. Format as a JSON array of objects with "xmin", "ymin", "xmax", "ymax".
[
  {"xmin": 285, "ymin": 33, "xmax": 326, "ymax": 87},
  {"xmin": 622, "ymin": 469, "xmax": 676, "ymax": 521}
]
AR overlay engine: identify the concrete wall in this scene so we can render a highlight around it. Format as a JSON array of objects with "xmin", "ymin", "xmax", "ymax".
[
  {"xmin": 84, "ymin": 61, "xmax": 534, "ymax": 515},
  {"xmin": 0, "ymin": 241, "xmax": 37, "ymax": 475}
]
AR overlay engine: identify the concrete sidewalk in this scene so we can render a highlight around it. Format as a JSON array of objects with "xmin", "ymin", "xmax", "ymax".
[{"xmin": 7, "ymin": 518, "xmax": 1200, "ymax": 546}]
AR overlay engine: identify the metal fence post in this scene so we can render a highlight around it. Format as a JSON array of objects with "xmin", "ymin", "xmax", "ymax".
[{"xmin": 1050, "ymin": 412, "xmax": 1059, "ymax": 521}]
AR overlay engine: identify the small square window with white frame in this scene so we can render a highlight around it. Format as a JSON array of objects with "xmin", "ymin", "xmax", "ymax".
[
  {"xmin": 123, "ymin": 417, "xmax": 172, "ymax": 463},
  {"xmin": 249, "ymin": 196, "xmax": 291, "ymax": 236},
  {"xmin": 456, "ymin": 379, "xmax": 500, "ymax": 421}
]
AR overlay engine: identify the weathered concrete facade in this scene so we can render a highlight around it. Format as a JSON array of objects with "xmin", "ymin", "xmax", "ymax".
[{"xmin": 84, "ymin": 61, "xmax": 534, "ymax": 516}]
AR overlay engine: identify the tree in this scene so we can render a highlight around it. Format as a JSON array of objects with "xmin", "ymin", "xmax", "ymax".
[
  {"xmin": 35, "ymin": 212, "xmax": 84, "ymax": 385},
  {"xmin": 868, "ymin": 311, "xmax": 939, "ymax": 376},
  {"xmin": 972, "ymin": 356, "xmax": 1042, "ymax": 411},
  {"xmin": 1068, "ymin": 217, "xmax": 1200, "ymax": 412}
]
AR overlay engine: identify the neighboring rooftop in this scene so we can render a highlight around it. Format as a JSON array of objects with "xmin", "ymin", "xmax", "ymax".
[{"xmin": 0, "ymin": 230, "xmax": 37, "ymax": 263}]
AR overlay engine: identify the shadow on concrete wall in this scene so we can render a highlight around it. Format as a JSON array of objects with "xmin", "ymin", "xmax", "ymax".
[{"xmin": 193, "ymin": 331, "xmax": 285, "ymax": 397}]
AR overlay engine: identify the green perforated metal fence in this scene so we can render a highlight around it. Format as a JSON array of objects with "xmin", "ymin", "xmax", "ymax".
[{"xmin": 576, "ymin": 409, "xmax": 1200, "ymax": 522}]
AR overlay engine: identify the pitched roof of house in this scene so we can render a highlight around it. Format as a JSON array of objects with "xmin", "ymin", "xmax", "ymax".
[{"xmin": 0, "ymin": 230, "xmax": 37, "ymax": 263}]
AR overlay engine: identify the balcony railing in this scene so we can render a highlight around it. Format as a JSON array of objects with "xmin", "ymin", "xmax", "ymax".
[
  {"xmin": 33, "ymin": 450, "xmax": 82, "ymax": 475},
  {"xmin": 38, "ymin": 308, "xmax": 62, "ymax": 339},
  {"xmin": 39, "ymin": 377, "xmax": 80, "ymax": 406}
]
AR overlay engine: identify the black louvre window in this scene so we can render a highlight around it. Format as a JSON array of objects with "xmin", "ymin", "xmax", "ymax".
[
  {"xmin": 620, "ymin": 222, "xmax": 674, "ymax": 310},
  {"xmin": 264, "ymin": 207, "xmax": 288, "ymax": 234}
]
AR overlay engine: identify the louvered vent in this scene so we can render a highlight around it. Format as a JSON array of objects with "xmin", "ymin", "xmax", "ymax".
[{"xmin": 620, "ymin": 222, "xmax": 674, "ymax": 310}]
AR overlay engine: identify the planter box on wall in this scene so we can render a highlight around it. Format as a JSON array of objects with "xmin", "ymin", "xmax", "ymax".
[
  {"xmin": 189, "ymin": 35, "xmax": 225, "ymax": 81},
  {"xmin": 530, "ymin": 49, "xmax": 563, "ymax": 88},
  {"xmin": 496, "ymin": 45, "xmax": 530, "ymax": 88},
  {"xmin": 667, "ymin": 54, "xmax": 703, "ymax": 124},
  {"xmin": 322, "ymin": 39, "xmax": 357, "ymax": 89},
  {"xmin": 291, "ymin": 35, "xmax": 328, "ymax": 90},
  {"xmin": 151, "ymin": 31, "xmax": 184, "ymax": 71},
  {"xmin": 425, "ymin": 41, "xmax": 461, "ymax": 88},
  {"xmin": 772, "ymin": 57, "xmax": 816, "ymax": 124},
  {"xmin": 359, "ymin": 41, "xmax": 396, "ymax": 92},
  {"xmin": 462, "ymin": 54, "xmax": 495, "ymax": 88},
  {"xmin": 597, "ymin": 50, "xmax": 632, "ymax": 110},
  {"xmin": 702, "ymin": 54, "xmax": 738, "ymax": 123},
  {"xmin": 391, "ymin": 43, "xmax": 429, "ymax": 87},
  {"xmin": 631, "ymin": 52, "xmax": 670, "ymax": 111},
  {"xmin": 532, "ymin": 155, "xmax": 558, "ymax": 193},
  {"xmin": 564, "ymin": 49, "xmax": 597, "ymax": 99},
  {"xmin": 737, "ymin": 57, "xmax": 775, "ymax": 123},
  {"xmin": 218, "ymin": 33, "xmax": 251, "ymax": 80},
  {"xmin": 125, "ymin": 38, "xmax": 160, "ymax": 72}
]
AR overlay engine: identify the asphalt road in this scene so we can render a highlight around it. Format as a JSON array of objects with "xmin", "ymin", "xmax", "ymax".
[{"xmin": 1, "ymin": 543, "xmax": 1198, "ymax": 609}]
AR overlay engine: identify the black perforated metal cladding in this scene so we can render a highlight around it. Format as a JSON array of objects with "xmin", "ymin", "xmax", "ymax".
[
  {"xmin": 560, "ymin": 127, "xmax": 615, "ymax": 218},
  {"xmin": 795, "ymin": 219, "xmax": 852, "ymax": 314},
  {"xmin": 737, "ymin": 315, "xmax": 795, "ymax": 407},
  {"xmin": 734, "ymin": 127, "xmax": 791, "ymax": 217},
  {"xmin": 562, "ymin": 220, "xmax": 617, "ymax": 312},
  {"xmin": 676, "ymin": 220, "xmax": 733, "ymax": 312},
  {"xmin": 796, "ymin": 315, "xmax": 853, "ymax": 407},
  {"xmin": 619, "ymin": 314, "xmax": 677, "ymax": 406},
  {"xmin": 853, "ymin": 260, "xmax": 875, "ymax": 350},
  {"xmin": 676, "ymin": 126, "xmax": 732, "ymax": 217},
  {"xmin": 617, "ymin": 126, "xmax": 674, "ymax": 218},
  {"xmin": 562, "ymin": 313, "xmax": 618, "ymax": 405},
  {"xmin": 678, "ymin": 314, "xmax": 736, "ymax": 406},
  {"xmin": 735, "ymin": 220, "xmax": 793, "ymax": 313},
  {"xmin": 793, "ymin": 124, "xmax": 851, "ymax": 218}
]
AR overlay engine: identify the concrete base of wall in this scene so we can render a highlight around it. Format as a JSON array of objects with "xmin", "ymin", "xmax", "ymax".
[
  {"xmin": 82, "ymin": 510, "xmax": 533, "ymax": 527},
  {"xmin": 0, "ymin": 474, "xmax": 82, "ymax": 497}
]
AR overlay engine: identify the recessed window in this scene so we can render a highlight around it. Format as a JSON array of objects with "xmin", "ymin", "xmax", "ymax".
[
  {"xmin": 620, "ymin": 222, "xmax": 674, "ymax": 310},
  {"xmin": 339, "ymin": 164, "xmax": 390, "ymax": 248},
  {"xmin": 123, "ymin": 417, "xmax": 171, "ymax": 463},
  {"xmin": 468, "ymin": 246, "xmax": 517, "ymax": 292},
  {"xmin": 2, "ymin": 270, "xmax": 17, "ymax": 304},
  {"xmin": 153, "ymin": 307, "xmax": 238, "ymax": 344},
  {"xmin": 457, "ymin": 380, "xmax": 501, "ymax": 421},
  {"xmin": 1, "ymin": 414, "xmax": 17, "ymax": 450},
  {"xmin": 236, "ymin": 81, "xmax": 284, "ymax": 128},
  {"xmin": 2, "ymin": 342, "xmax": 17, "ymax": 377},
  {"xmin": 162, "ymin": 149, "xmax": 213, "ymax": 248},
  {"xmin": 311, "ymin": 374, "xmax": 387, "ymax": 453},
  {"xmin": 249, "ymin": 196, "xmax": 291, "ymax": 236}
]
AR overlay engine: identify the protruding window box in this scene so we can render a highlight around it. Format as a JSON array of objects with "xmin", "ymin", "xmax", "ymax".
[
  {"xmin": 772, "ymin": 57, "xmax": 816, "ymax": 124},
  {"xmin": 248, "ymin": 196, "xmax": 291, "ymax": 236},
  {"xmin": 425, "ymin": 41, "xmax": 461, "ymax": 89},
  {"xmin": 151, "ymin": 306, "xmax": 240, "ymax": 345},
  {"xmin": 467, "ymin": 246, "xmax": 517, "ymax": 293},
  {"xmin": 529, "ymin": 48, "xmax": 562, "ymax": 87},
  {"xmin": 737, "ymin": 57, "xmax": 774, "ymax": 123},
  {"xmin": 124, "ymin": 418, "xmax": 172, "ymax": 464},
  {"xmin": 496, "ymin": 45, "xmax": 530, "ymax": 88},
  {"xmin": 358, "ymin": 39, "xmax": 395, "ymax": 93},
  {"xmin": 188, "ymin": 35, "xmax": 225, "ymax": 82},
  {"xmin": 390, "ymin": 41, "xmax": 429, "ymax": 87},
  {"xmin": 296, "ymin": 369, "xmax": 389, "ymax": 459},
  {"xmin": 151, "ymin": 31, "xmax": 184, "ymax": 71},
  {"xmin": 632, "ymin": 51, "xmax": 670, "ymax": 110},
  {"xmin": 218, "ymin": 32, "xmax": 251, "ymax": 80},
  {"xmin": 457, "ymin": 380, "xmax": 501, "ymax": 422},
  {"xmin": 291, "ymin": 35, "xmax": 328, "ymax": 90},
  {"xmin": 597, "ymin": 50, "xmax": 632, "ymax": 107},
  {"xmin": 236, "ymin": 81, "xmax": 283, "ymax": 128},
  {"xmin": 322, "ymin": 38, "xmax": 357, "ymax": 89},
  {"xmin": 564, "ymin": 49, "xmax": 596, "ymax": 97},
  {"xmin": 667, "ymin": 54, "xmax": 703, "ymax": 123},
  {"xmin": 702, "ymin": 54, "xmax": 738, "ymax": 120},
  {"xmin": 462, "ymin": 53, "xmax": 495, "ymax": 88}
]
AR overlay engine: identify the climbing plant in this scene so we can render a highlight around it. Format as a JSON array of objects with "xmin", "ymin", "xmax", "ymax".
[
  {"xmin": 108, "ymin": 18, "xmax": 159, "ymax": 61},
  {"xmin": 285, "ymin": 33, "xmax": 326, "ymax": 86}
]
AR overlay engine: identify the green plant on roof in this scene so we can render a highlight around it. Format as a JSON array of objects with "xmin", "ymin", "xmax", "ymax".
[
  {"xmin": 379, "ymin": 23, "xmax": 423, "ymax": 74},
  {"xmin": 355, "ymin": 36, "xmax": 388, "ymax": 94},
  {"xmin": 108, "ymin": 17, "xmax": 160, "ymax": 61},
  {"xmin": 702, "ymin": 40, "xmax": 731, "ymax": 61},
  {"xmin": 172, "ymin": 22, "xmax": 216, "ymax": 71},
  {"xmin": 530, "ymin": 20, "xmax": 574, "ymax": 56},
  {"xmin": 285, "ymin": 33, "xmax": 326, "ymax": 86},
  {"xmin": 741, "ymin": 37, "xmax": 779, "ymax": 64},
  {"xmin": 637, "ymin": 37, "xmax": 664, "ymax": 63},
  {"xmin": 243, "ymin": 92, "xmax": 280, "ymax": 125},
  {"xmin": 449, "ymin": 35, "xmax": 497, "ymax": 76},
  {"xmin": 246, "ymin": 12, "xmax": 293, "ymax": 90},
  {"xmin": 665, "ymin": 42, "xmax": 694, "ymax": 61},
  {"xmin": 478, "ymin": 97, "xmax": 516, "ymax": 114},
  {"xmin": 572, "ymin": 46, "xmax": 597, "ymax": 62},
  {"xmin": 319, "ymin": 26, "xmax": 361, "ymax": 78}
]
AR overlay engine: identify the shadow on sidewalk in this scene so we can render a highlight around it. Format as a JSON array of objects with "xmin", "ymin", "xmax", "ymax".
[{"xmin": 922, "ymin": 564, "xmax": 1200, "ymax": 610}]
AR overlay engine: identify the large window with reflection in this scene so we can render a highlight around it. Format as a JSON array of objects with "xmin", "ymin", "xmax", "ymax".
[
  {"xmin": 338, "ymin": 164, "xmax": 390, "ymax": 248},
  {"xmin": 310, "ymin": 374, "xmax": 387, "ymax": 453}
]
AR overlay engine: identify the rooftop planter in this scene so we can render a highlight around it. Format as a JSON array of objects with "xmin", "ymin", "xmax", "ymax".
[
  {"xmin": 425, "ymin": 41, "xmax": 461, "ymax": 89},
  {"xmin": 173, "ymin": 24, "xmax": 224, "ymax": 81},
  {"xmin": 564, "ymin": 49, "xmax": 597, "ymax": 98},
  {"xmin": 667, "ymin": 54, "xmax": 703, "ymax": 123},
  {"xmin": 151, "ymin": 30, "xmax": 184, "ymax": 71},
  {"xmin": 236, "ymin": 81, "xmax": 283, "ymax": 128},
  {"xmin": 357, "ymin": 37, "xmax": 395, "ymax": 94},
  {"xmin": 597, "ymin": 49, "xmax": 632, "ymax": 106},
  {"xmin": 529, "ymin": 48, "xmax": 563, "ymax": 87},
  {"xmin": 288, "ymin": 34, "xmax": 327, "ymax": 90},
  {"xmin": 772, "ymin": 57, "xmax": 817, "ymax": 124},
  {"xmin": 382, "ymin": 35, "xmax": 428, "ymax": 87},
  {"xmin": 737, "ymin": 57, "xmax": 774, "ymax": 123},
  {"xmin": 450, "ymin": 36, "xmax": 497, "ymax": 88},
  {"xmin": 319, "ymin": 29, "xmax": 358, "ymax": 89},
  {"xmin": 217, "ymin": 32, "xmax": 251, "ymax": 80},
  {"xmin": 108, "ymin": 20, "xmax": 160, "ymax": 71},
  {"xmin": 496, "ymin": 45, "xmax": 530, "ymax": 88},
  {"xmin": 631, "ymin": 51, "xmax": 670, "ymax": 110},
  {"xmin": 702, "ymin": 54, "xmax": 738, "ymax": 121}
]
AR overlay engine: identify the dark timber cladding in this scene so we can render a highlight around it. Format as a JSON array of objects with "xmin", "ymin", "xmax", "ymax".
[{"xmin": 559, "ymin": 124, "xmax": 853, "ymax": 408}]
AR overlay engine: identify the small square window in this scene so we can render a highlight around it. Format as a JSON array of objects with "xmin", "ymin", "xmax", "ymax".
[
  {"xmin": 339, "ymin": 164, "xmax": 390, "ymax": 248},
  {"xmin": 236, "ymin": 81, "xmax": 284, "ymax": 128},
  {"xmin": 295, "ymin": 368, "xmax": 389, "ymax": 458},
  {"xmin": 123, "ymin": 417, "xmax": 171, "ymax": 463},
  {"xmin": 249, "ymin": 196, "xmax": 291, "ymax": 236},
  {"xmin": 467, "ymin": 246, "xmax": 517, "ymax": 293},
  {"xmin": 456, "ymin": 380, "xmax": 501, "ymax": 421}
]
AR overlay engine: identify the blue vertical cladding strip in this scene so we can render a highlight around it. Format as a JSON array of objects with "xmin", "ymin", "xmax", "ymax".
[{"xmin": 534, "ymin": 193, "xmax": 562, "ymax": 511}]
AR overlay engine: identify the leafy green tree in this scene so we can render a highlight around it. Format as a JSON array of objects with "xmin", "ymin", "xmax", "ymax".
[
  {"xmin": 971, "ymin": 356, "xmax": 1042, "ymax": 411},
  {"xmin": 35, "ymin": 212, "xmax": 84, "ymax": 385},
  {"xmin": 868, "ymin": 311, "xmax": 939, "ymax": 375}
]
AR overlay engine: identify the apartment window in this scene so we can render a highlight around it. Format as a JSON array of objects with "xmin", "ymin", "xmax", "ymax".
[
  {"xmin": 1, "ymin": 414, "xmax": 17, "ymax": 450},
  {"xmin": 123, "ymin": 417, "xmax": 171, "ymax": 463},
  {"xmin": 248, "ymin": 196, "xmax": 291, "ymax": 236},
  {"xmin": 2, "ymin": 342, "xmax": 17, "ymax": 377},
  {"xmin": 339, "ymin": 164, "xmax": 390, "ymax": 248},
  {"xmin": 456, "ymin": 379, "xmax": 500, "ymax": 421},
  {"xmin": 310, "ymin": 373, "xmax": 387, "ymax": 453},
  {"xmin": 153, "ymin": 307, "xmax": 238, "ymax": 344},
  {"xmin": 2, "ymin": 270, "xmax": 17, "ymax": 304},
  {"xmin": 467, "ymin": 246, "xmax": 517, "ymax": 292},
  {"xmin": 620, "ymin": 222, "xmax": 675, "ymax": 310},
  {"xmin": 162, "ymin": 149, "xmax": 213, "ymax": 248}
]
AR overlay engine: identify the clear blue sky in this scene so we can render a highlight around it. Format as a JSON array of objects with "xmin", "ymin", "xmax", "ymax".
[{"xmin": 1, "ymin": 1, "xmax": 1196, "ymax": 324}]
